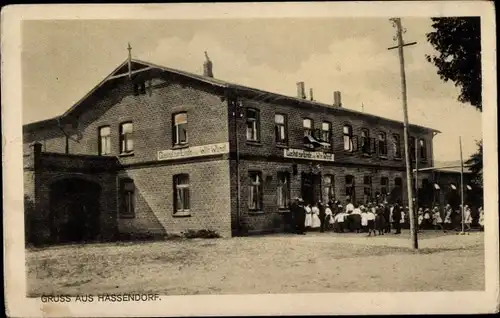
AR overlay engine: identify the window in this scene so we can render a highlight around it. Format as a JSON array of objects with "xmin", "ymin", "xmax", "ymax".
[
  {"xmin": 381, "ymin": 177, "xmax": 389, "ymax": 196},
  {"xmin": 275, "ymin": 114, "xmax": 287, "ymax": 144},
  {"xmin": 378, "ymin": 133, "xmax": 387, "ymax": 157},
  {"xmin": 246, "ymin": 108, "xmax": 260, "ymax": 142},
  {"xmin": 392, "ymin": 134, "xmax": 401, "ymax": 158},
  {"xmin": 277, "ymin": 171, "xmax": 290, "ymax": 209},
  {"xmin": 98, "ymin": 126, "xmax": 111, "ymax": 155},
  {"xmin": 119, "ymin": 179, "xmax": 135, "ymax": 218},
  {"xmin": 321, "ymin": 122, "xmax": 331, "ymax": 146},
  {"xmin": 361, "ymin": 129, "xmax": 370, "ymax": 154},
  {"xmin": 343, "ymin": 125, "xmax": 353, "ymax": 151},
  {"xmin": 249, "ymin": 172, "xmax": 263, "ymax": 211},
  {"xmin": 134, "ymin": 82, "xmax": 146, "ymax": 95},
  {"xmin": 345, "ymin": 175, "xmax": 355, "ymax": 201},
  {"xmin": 173, "ymin": 113, "xmax": 188, "ymax": 146},
  {"xmin": 173, "ymin": 174, "xmax": 190, "ymax": 213},
  {"xmin": 363, "ymin": 176, "xmax": 372, "ymax": 203},
  {"xmin": 303, "ymin": 118, "xmax": 313, "ymax": 137},
  {"xmin": 323, "ymin": 174, "xmax": 335, "ymax": 204},
  {"xmin": 419, "ymin": 139, "xmax": 427, "ymax": 160},
  {"xmin": 395, "ymin": 177, "xmax": 402, "ymax": 188},
  {"xmin": 119, "ymin": 122, "xmax": 133, "ymax": 154},
  {"xmin": 410, "ymin": 136, "xmax": 416, "ymax": 160}
]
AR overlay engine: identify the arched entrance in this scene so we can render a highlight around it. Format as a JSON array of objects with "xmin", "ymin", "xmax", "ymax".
[{"xmin": 49, "ymin": 178, "xmax": 101, "ymax": 244}]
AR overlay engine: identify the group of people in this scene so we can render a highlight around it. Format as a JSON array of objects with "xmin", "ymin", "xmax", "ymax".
[{"xmin": 290, "ymin": 197, "xmax": 485, "ymax": 236}]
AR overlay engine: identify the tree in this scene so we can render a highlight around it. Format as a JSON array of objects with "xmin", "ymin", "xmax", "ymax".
[
  {"xmin": 465, "ymin": 140, "xmax": 483, "ymax": 186},
  {"xmin": 426, "ymin": 17, "xmax": 482, "ymax": 111}
]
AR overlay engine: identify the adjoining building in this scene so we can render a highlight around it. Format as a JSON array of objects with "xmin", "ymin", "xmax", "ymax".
[{"xmin": 23, "ymin": 51, "xmax": 474, "ymax": 245}]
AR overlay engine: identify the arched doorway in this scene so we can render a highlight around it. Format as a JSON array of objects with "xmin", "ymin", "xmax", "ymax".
[{"xmin": 49, "ymin": 178, "xmax": 101, "ymax": 244}]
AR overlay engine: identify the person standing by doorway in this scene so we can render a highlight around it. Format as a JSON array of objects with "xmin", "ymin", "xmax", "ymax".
[
  {"xmin": 392, "ymin": 201, "xmax": 402, "ymax": 234},
  {"xmin": 294, "ymin": 198, "xmax": 306, "ymax": 235},
  {"xmin": 318, "ymin": 201, "xmax": 326, "ymax": 233},
  {"xmin": 311, "ymin": 202, "xmax": 321, "ymax": 231},
  {"xmin": 383, "ymin": 201, "xmax": 391, "ymax": 233},
  {"xmin": 304, "ymin": 203, "xmax": 313, "ymax": 231}
]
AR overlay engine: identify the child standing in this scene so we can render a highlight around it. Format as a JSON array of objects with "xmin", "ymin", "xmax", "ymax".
[
  {"xmin": 432, "ymin": 206, "xmax": 443, "ymax": 231},
  {"xmin": 417, "ymin": 208, "xmax": 424, "ymax": 232},
  {"xmin": 366, "ymin": 208, "xmax": 376, "ymax": 236},
  {"xmin": 325, "ymin": 204, "xmax": 333, "ymax": 231},
  {"xmin": 464, "ymin": 205, "xmax": 472, "ymax": 231}
]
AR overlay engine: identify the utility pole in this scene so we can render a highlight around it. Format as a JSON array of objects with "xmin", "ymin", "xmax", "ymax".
[
  {"xmin": 388, "ymin": 17, "xmax": 418, "ymax": 249},
  {"xmin": 460, "ymin": 136, "xmax": 465, "ymax": 234},
  {"xmin": 415, "ymin": 137, "xmax": 419, "ymax": 219}
]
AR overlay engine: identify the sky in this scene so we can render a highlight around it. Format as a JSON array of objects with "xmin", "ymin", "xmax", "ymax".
[{"xmin": 21, "ymin": 18, "xmax": 482, "ymax": 162}]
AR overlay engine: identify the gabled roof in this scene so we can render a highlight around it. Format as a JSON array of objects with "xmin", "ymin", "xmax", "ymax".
[{"xmin": 24, "ymin": 58, "xmax": 441, "ymax": 134}]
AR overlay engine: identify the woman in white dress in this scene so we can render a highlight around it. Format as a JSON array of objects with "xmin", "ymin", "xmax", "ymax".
[
  {"xmin": 432, "ymin": 206, "xmax": 443, "ymax": 231},
  {"xmin": 311, "ymin": 203, "xmax": 321, "ymax": 229},
  {"xmin": 325, "ymin": 204, "xmax": 334, "ymax": 230},
  {"xmin": 361, "ymin": 206, "xmax": 369, "ymax": 233},
  {"xmin": 304, "ymin": 204, "xmax": 313, "ymax": 229}
]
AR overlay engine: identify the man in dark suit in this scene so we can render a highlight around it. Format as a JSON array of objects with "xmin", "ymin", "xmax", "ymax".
[
  {"xmin": 318, "ymin": 201, "xmax": 326, "ymax": 233},
  {"xmin": 293, "ymin": 198, "xmax": 306, "ymax": 235},
  {"xmin": 392, "ymin": 201, "xmax": 402, "ymax": 234}
]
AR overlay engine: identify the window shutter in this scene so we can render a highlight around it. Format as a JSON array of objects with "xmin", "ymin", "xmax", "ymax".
[
  {"xmin": 353, "ymin": 135, "xmax": 359, "ymax": 152},
  {"xmin": 314, "ymin": 128, "xmax": 321, "ymax": 140}
]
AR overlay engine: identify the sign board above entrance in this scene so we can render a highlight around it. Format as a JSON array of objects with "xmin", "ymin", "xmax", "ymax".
[
  {"xmin": 158, "ymin": 142, "xmax": 229, "ymax": 161},
  {"xmin": 283, "ymin": 148, "xmax": 335, "ymax": 162}
]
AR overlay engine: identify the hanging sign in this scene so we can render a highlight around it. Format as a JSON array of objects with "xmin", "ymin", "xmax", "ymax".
[
  {"xmin": 158, "ymin": 142, "xmax": 229, "ymax": 161},
  {"xmin": 284, "ymin": 148, "xmax": 334, "ymax": 162}
]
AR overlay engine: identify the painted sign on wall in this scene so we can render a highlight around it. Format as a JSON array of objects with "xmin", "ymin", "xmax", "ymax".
[
  {"xmin": 158, "ymin": 142, "xmax": 229, "ymax": 161},
  {"xmin": 283, "ymin": 148, "xmax": 335, "ymax": 162}
]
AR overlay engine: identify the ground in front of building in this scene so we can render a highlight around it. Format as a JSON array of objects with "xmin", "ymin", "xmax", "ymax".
[{"xmin": 26, "ymin": 230, "xmax": 484, "ymax": 296}]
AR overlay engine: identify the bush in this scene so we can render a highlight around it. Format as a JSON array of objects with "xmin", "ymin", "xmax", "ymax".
[{"xmin": 182, "ymin": 229, "xmax": 221, "ymax": 239}]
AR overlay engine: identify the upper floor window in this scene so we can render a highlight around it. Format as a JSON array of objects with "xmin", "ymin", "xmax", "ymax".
[
  {"xmin": 323, "ymin": 174, "xmax": 335, "ymax": 204},
  {"xmin": 98, "ymin": 126, "xmax": 111, "ymax": 155},
  {"xmin": 277, "ymin": 171, "xmax": 290, "ymax": 209},
  {"xmin": 119, "ymin": 178, "xmax": 135, "ymax": 218},
  {"xmin": 361, "ymin": 129, "xmax": 370, "ymax": 154},
  {"xmin": 343, "ymin": 124, "xmax": 353, "ymax": 152},
  {"xmin": 173, "ymin": 112, "xmax": 188, "ymax": 146},
  {"xmin": 119, "ymin": 122, "xmax": 134, "ymax": 154},
  {"xmin": 303, "ymin": 118, "xmax": 313, "ymax": 137},
  {"xmin": 173, "ymin": 174, "xmax": 190, "ymax": 214},
  {"xmin": 275, "ymin": 114, "xmax": 287, "ymax": 144},
  {"xmin": 378, "ymin": 132, "xmax": 387, "ymax": 157},
  {"xmin": 410, "ymin": 136, "xmax": 416, "ymax": 160},
  {"xmin": 246, "ymin": 108, "xmax": 260, "ymax": 142},
  {"xmin": 419, "ymin": 139, "xmax": 427, "ymax": 160},
  {"xmin": 321, "ymin": 122, "xmax": 332, "ymax": 146},
  {"xmin": 249, "ymin": 171, "xmax": 263, "ymax": 211},
  {"xmin": 392, "ymin": 134, "xmax": 401, "ymax": 158}
]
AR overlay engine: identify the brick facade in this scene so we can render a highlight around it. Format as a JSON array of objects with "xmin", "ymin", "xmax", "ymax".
[{"xmin": 24, "ymin": 59, "xmax": 449, "ymax": 243}]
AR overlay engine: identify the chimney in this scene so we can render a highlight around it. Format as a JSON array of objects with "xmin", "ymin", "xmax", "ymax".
[
  {"xmin": 333, "ymin": 91, "xmax": 342, "ymax": 107},
  {"xmin": 203, "ymin": 51, "xmax": 214, "ymax": 78},
  {"xmin": 309, "ymin": 88, "xmax": 314, "ymax": 101},
  {"xmin": 297, "ymin": 82, "xmax": 306, "ymax": 99}
]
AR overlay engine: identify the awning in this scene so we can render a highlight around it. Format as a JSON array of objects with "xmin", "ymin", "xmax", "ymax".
[
  {"xmin": 303, "ymin": 135, "xmax": 322, "ymax": 147},
  {"xmin": 434, "ymin": 183, "xmax": 441, "ymax": 190},
  {"xmin": 450, "ymin": 184, "xmax": 457, "ymax": 190}
]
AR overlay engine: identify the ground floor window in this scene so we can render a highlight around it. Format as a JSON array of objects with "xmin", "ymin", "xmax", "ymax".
[
  {"xmin": 249, "ymin": 171, "xmax": 263, "ymax": 211},
  {"xmin": 381, "ymin": 177, "xmax": 389, "ymax": 198},
  {"xmin": 277, "ymin": 171, "xmax": 290, "ymax": 209},
  {"xmin": 174, "ymin": 174, "xmax": 190, "ymax": 214},
  {"xmin": 119, "ymin": 178, "xmax": 135, "ymax": 218}
]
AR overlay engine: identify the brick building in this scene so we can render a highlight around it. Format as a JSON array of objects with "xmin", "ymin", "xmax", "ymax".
[{"xmin": 24, "ymin": 52, "xmax": 468, "ymax": 245}]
